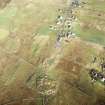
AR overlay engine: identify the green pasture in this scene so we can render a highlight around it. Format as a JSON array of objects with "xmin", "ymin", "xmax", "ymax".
[{"xmin": 73, "ymin": 23, "xmax": 105, "ymax": 45}]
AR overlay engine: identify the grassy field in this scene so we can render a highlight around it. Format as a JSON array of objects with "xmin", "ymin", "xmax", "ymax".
[
  {"xmin": 73, "ymin": 0, "xmax": 105, "ymax": 46},
  {"xmin": 0, "ymin": 0, "xmax": 105, "ymax": 105},
  {"xmin": 87, "ymin": 0, "xmax": 105, "ymax": 12},
  {"xmin": 73, "ymin": 23, "xmax": 105, "ymax": 45}
]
